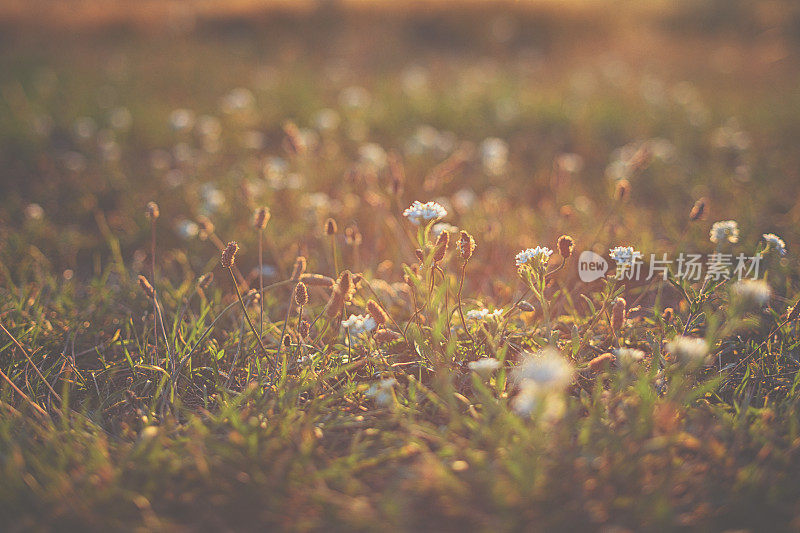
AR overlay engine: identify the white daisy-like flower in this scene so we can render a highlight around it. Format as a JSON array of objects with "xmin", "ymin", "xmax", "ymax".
[
  {"xmin": 366, "ymin": 378, "xmax": 396, "ymax": 407},
  {"xmin": 515, "ymin": 247, "xmax": 553, "ymax": 269},
  {"xmin": 709, "ymin": 220, "xmax": 739, "ymax": 244},
  {"xmin": 609, "ymin": 246, "xmax": 642, "ymax": 268},
  {"xmin": 466, "ymin": 308, "xmax": 503, "ymax": 321},
  {"xmin": 762, "ymin": 233, "xmax": 787, "ymax": 256},
  {"xmin": 513, "ymin": 348, "xmax": 574, "ymax": 392},
  {"xmin": 468, "ymin": 358, "xmax": 502, "ymax": 377},
  {"xmin": 402, "ymin": 201, "xmax": 447, "ymax": 225},
  {"xmin": 666, "ymin": 336, "xmax": 709, "ymax": 365},
  {"xmin": 341, "ymin": 314, "xmax": 377, "ymax": 336},
  {"xmin": 732, "ymin": 279, "xmax": 771, "ymax": 307}
]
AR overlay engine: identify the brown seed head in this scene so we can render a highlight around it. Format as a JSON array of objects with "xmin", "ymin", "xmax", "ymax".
[
  {"xmin": 336, "ymin": 270, "xmax": 354, "ymax": 302},
  {"xmin": 662, "ymin": 307, "xmax": 674, "ymax": 323},
  {"xmin": 517, "ymin": 300, "xmax": 535, "ymax": 313},
  {"xmin": 458, "ymin": 230, "xmax": 475, "ymax": 262},
  {"xmin": 325, "ymin": 218, "xmax": 338, "ymax": 235},
  {"xmin": 557, "ymin": 235, "xmax": 575, "ymax": 259},
  {"xmin": 589, "ymin": 352, "xmax": 616, "ymax": 372},
  {"xmin": 146, "ymin": 201, "xmax": 160, "ymax": 220},
  {"xmin": 615, "ymin": 180, "xmax": 631, "ymax": 202},
  {"xmin": 138, "ymin": 275, "xmax": 155, "ymax": 299},
  {"xmin": 345, "ymin": 225, "xmax": 362, "ymax": 246},
  {"xmin": 433, "ymin": 231, "xmax": 449, "ymax": 263},
  {"xmin": 612, "ymin": 297, "xmax": 627, "ymax": 331},
  {"xmin": 290, "ymin": 257, "xmax": 307, "ymax": 280},
  {"xmin": 283, "ymin": 334, "xmax": 292, "ymax": 347},
  {"xmin": 689, "ymin": 197, "xmax": 706, "ymax": 222},
  {"xmin": 366, "ymin": 300, "xmax": 388, "ymax": 326},
  {"xmin": 299, "ymin": 320, "xmax": 311, "ymax": 338},
  {"xmin": 221, "ymin": 241, "xmax": 239, "ymax": 269},
  {"xmin": 374, "ymin": 328, "xmax": 401, "ymax": 343},
  {"xmin": 253, "ymin": 207, "xmax": 270, "ymax": 230},
  {"xmin": 197, "ymin": 272, "xmax": 214, "ymax": 289},
  {"xmin": 294, "ymin": 282, "xmax": 309, "ymax": 306}
]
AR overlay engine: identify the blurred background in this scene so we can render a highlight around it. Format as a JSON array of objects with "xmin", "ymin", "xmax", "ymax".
[{"xmin": 1, "ymin": 0, "xmax": 799, "ymax": 290}]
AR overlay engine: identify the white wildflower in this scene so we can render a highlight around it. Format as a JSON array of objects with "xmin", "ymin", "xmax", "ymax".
[
  {"xmin": 732, "ymin": 279, "xmax": 771, "ymax": 307},
  {"xmin": 402, "ymin": 201, "xmax": 447, "ymax": 225},
  {"xmin": 24, "ymin": 203, "xmax": 44, "ymax": 221},
  {"xmin": 762, "ymin": 233, "xmax": 787, "ymax": 256},
  {"xmin": 468, "ymin": 358, "xmax": 502, "ymax": 378},
  {"xmin": 342, "ymin": 314, "xmax": 377, "ymax": 336},
  {"xmin": 709, "ymin": 220, "xmax": 739, "ymax": 244},
  {"xmin": 666, "ymin": 336, "xmax": 709, "ymax": 365},
  {"xmin": 366, "ymin": 378, "xmax": 396, "ymax": 407},
  {"xmin": 609, "ymin": 246, "xmax": 642, "ymax": 269},
  {"xmin": 515, "ymin": 247, "xmax": 553, "ymax": 270},
  {"xmin": 466, "ymin": 308, "xmax": 503, "ymax": 321}
]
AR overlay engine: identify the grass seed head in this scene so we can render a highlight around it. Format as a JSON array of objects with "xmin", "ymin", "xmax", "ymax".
[
  {"xmin": 557, "ymin": 235, "xmax": 575, "ymax": 259},
  {"xmin": 662, "ymin": 307, "xmax": 673, "ymax": 323},
  {"xmin": 295, "ymin": 282, "xmax": 309, "ymax": 306},
  {"xmin": 197, "ymin": 272, "xmax": 214, "ymax": 289},
  {"xmin": 253, "ymin": 207, "xmax": 270, "ymax": 230},
  {"xmin": 137, "ymin": 275, "xmax": 155, "ymax": 299},
  {"xmin": 433, "ymin": 230, "xmax": 449, "ymax": 263},
  {"xmin": 689, "ymin": 197, "xmax": 706, "ymax": 221},
  {"xmin": 612, "ymin": 297, "xmax": 627, "ymax": 331},
  {"xmin": 345, "ymin": 225, "xmax": 362, "ymax": 245},
  {"xmin": 458, "ymin": 230, "xmax": 475, "ymax": 261},
  {"xmin": 325, "ymin": 218, "xmax": 337, "ymax": 235},
  {"xmin": 366, "ymin": 300, "xmax": 388, "ymax": 326},
  {"xmin": 589, "ymin": 352, "xmax": 616, "ymax": 372},
  {"xmin": 146, "ymin": 201, "xmax": 160, "ymax": 220},
  {"xmin": 374, "ymin": 328, "xmax": 401, "ymax": 343},
  {"xmin": 221, "ymin": 241, "xmax": 239, "ymax": 268},
  {"xmin": 298, "ymin": 320, "xmax": 310, "ymax": 338}
]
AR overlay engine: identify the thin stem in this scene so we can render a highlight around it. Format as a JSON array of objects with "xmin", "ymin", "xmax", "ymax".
[
  {"xmin": 457, "ymin": 262, "xmax": 474, "ymax": 342},
  {"xmin": 229, "ymin": 268, "xmax": 273, "ymax": 371},
  {"xmin": 151, "ymin": 219, "xmax": 157, "ymax": 364}
]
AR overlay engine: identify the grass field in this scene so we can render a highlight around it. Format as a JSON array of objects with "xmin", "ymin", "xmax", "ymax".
[{"xmin": 2, "ymin": 2, "xmax": 800, "ymax": 530}]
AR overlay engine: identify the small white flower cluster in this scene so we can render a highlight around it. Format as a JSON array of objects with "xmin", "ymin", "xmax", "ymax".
[
  {"xmin": 341, "ymin": 314, "xmax": 377, "ymax": 336},
  {"xmin": 468, "ymin": 358, "xmax": 502, "ymax": 378},
  {"xmin": 710, "ymin": 220, "xmax": 739, "ymax": 244},
  {"xmin": 732, "ymin": 279, "xmax": 772, "ymax": 307},
  {"xmin": 366, "ymin": 378, "xmax": 396, "ymax": 407},
  {"xmin": 515, "ymin": 246, "xmax": 553, "ymax": 269},
  {"xmin": 762, "ymin": 233, "xmax": 787, "ymax": 256},
  {"xmin": 666, "ymin": 336, "xmax": 709, "ymax": 365},
  {"xmin": 402, "ymin": 201, "xmax": 447, "ymax": 225},
  {"xmin": 609, "ymin": 246, "xmax": 642, "ymax": 268},
  {"xmin": 466, "ymin": 308, "xmax": 503, "ymax": 321},
  {"xmin": 512, "ymin": 348, "xmax": 574, "ymax": 417}
]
